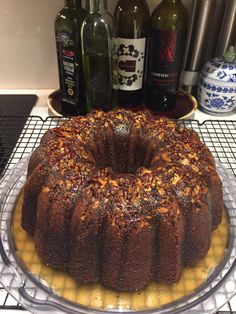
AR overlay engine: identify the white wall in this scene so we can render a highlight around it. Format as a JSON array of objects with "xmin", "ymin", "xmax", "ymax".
[{"xmin": 0, "ymin": 0, "xmax": 192, "ymax": 90}]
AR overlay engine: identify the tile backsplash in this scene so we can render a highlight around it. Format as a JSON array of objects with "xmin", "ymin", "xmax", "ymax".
[{"xmin": 0, "ymin": 0, "xmax": 192, "ymax": 90}]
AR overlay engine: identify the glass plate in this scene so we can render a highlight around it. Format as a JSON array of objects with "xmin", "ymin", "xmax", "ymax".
[{"xmin": 0, "ymin": 155, "xmax": 236, "ymax": 314}]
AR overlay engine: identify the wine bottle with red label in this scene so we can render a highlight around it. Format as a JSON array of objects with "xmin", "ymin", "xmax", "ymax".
[
  {"xmin": 146, "ymin": 0, "xmax": 188, "ymax": 112},
  {"xmin": 114, "ymin": 0, "xmax": 150, "ymax": 108},
  {"xmin": 55, "ymin": 0, "xmax": 86, "ymax": 116}
]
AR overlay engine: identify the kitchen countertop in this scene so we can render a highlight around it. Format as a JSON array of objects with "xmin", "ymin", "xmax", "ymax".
[{"xmin": 0, "ymin": 89, "xmax": 236, "ymax": 314}]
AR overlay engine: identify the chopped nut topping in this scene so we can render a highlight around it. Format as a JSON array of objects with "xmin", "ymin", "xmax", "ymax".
[
  {"xmin": 142, "ymin": 169, "xmax": 152, "ymax": 175},
  {"xmin": 162, "ymin": 153, "xmax": 171, "ymax": 162},
  {"xmin": 171, "ymin": 174, "xmax": 181, "ymax": 185},
  {"xmin": 61, "ymin": 131, "xmax": 71, "ymax": 138},
  {"xmin": 145, "ymin": 186, "xmax": 152, "ymax": 192},
  {"xmin": 194, "ymin": 185, "xmax": 201, "ymax": 194},
  {"xmin": 140, "ymin": 221, "xmax": 150, "ymax": 228},
  {"xmin": 66, "ymin": 180, "xmax": 72, "ymax": 188},
  {"xmin": 192, "ymin": 165, "xmax": 199, "ymax": 172},
  {"xmin": 181, "ymin": 158, "xmax": 190, "ymax": 166},
  {"xmin": 93, "ymin": 200, "xmax": 100, "ymax": 209},
  {"xmin": 75, "ymin": 166, "xmax": 79, "ymax": 172},
  {"xmin": 68, "ymin": 159, "xmax": 74, "ymax": 167},
  {"xmin": 184, "ymin": 143, "xmax": 191, "ymax": 150},
  {"xmin": 76, "ymin": 134, "xmax": 82, "ymax": 141},
  {"xmin": 184, "ymin": 187, "xmax": 191, "ymax": 195},
  {"xmin": 80, "ymin": 215, "xmax": 87, "ymax": 221},
  {"xmin": 136, "ymin": 179, "xmax": 143, "ymax": 187},
  {"xmin": 157, "ymin": 207, "xmax": 169, "ymax": 213},
  {"xmin": 158, "ymin": 188, "xmax": 165, "ymax": 195},
  {"xmin": 188, "ymin": 153, "xmax": 197, "ymax": 159},
  {"xmin": 109, "ymin": 179, "xmax": 118, "ymax": 187},
  {"xmin": 43, "ymin": 187, "xmax": 50, "ymax": 193},
  {"xmin": 98, "ymin": 178, "xmax": 107, "ymax": 188}
]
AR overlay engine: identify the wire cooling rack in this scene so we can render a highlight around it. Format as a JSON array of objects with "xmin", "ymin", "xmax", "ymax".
[
  {"xmin": 0, "ymin": 116, "xmax": 236, "ymax": 313},
  {"xmin": 0, "ymin": 116, "xmax": 29, "ymax": 177}
]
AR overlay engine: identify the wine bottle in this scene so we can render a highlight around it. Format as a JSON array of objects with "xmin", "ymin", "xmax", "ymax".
[
  {"xmin": 85, "ymin": 0, "xmax": 90, "ymax": 12},
  {"xmin": 85, "ymin": 0, "xmax": 96, "ymax": 13},
  {"xmin": 114, "ymin": 0, "xmax": 150, "ymax": 108},
  {"xmin": 81, "ymin": 0, "xmax": 114, "ymax": 112},
  {"xmin": 55, "ymin": 0, "xmax": 86, "ymax": 116},
  {"xmin": 146, "ymin": 0, "xmax": 188, "ymax": 112}
]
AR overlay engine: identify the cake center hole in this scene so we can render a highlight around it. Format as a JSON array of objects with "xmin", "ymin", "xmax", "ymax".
[{"xmin": 96, "ymin": 137, "xmax": 150, "ymax": 174}]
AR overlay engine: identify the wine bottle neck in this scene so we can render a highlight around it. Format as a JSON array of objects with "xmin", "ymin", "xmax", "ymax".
[
  {"xmin": 85, "ymin": 0, "xmax": 95, "ymax": 13},
  {"xmin": 161, "ymin": 0, "xmax": 182, "ymax": 3},
  {"xmin": 85, "ymin": 0, "xmax": 90, "ymax": 12},
  {"xmin": 95, "ymin": 0, "xmax": 108, "ymax": 13},
  {"xmin": 65, "ymin": 0, "xmax": 82, "ymax": 9}
]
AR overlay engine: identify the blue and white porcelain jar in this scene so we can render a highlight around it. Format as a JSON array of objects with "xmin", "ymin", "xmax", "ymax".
[{"xmin": 198, "ymin": 57, "xmax": 236, "ymax": 114}]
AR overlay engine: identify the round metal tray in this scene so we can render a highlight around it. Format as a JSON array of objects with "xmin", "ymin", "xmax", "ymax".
[
  {"xmin": 47, "ymin": 89, "xmax": 198, "ymax": 120},
  {"xmin": 0, "ymin": 156, "xmax": 236, "ymax": 314}
]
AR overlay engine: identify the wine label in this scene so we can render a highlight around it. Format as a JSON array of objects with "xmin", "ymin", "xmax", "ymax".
[
  {"xmin": 116, "ymin": 38, "xmax": 146, "ymax": 91},
  {"xmin": 56, "ymin": 32, "xmax": 78, "ymax": 107},
  {"xmin": 148, "ymin": 29, "xmax": 186, "ymax": 92}
]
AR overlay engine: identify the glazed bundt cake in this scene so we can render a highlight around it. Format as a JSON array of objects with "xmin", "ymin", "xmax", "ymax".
[{"xmin": 21, "ymin": 109, "xmax": 224, "ymax": 292}]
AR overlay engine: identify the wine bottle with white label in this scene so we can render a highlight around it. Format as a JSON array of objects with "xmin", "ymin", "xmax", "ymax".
[
  {"xmin": 114, "ymin": 0, "xmax": 150, "ymax": 108},
  {"xmin": 146, "ymin": 0, "xmax": 188, "ymax": 112},
  {"xmin": 55, "ymin": 0, "xmax": 86, "ymax": 116}
]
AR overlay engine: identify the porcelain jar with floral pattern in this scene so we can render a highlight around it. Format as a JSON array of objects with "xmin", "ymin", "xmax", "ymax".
[{"xmin": 198, "ymin": 57, "xmax": 236, "ymax": 114}]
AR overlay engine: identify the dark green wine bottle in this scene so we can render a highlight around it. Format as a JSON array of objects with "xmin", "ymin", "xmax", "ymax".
[
  {"xmin": 114, "ymin": 0, "xmax": 150, "ymax": 108},
  {"xmin": 55, "ymin": 0, "xmax": 86, "ymax": 116},
  {"xmin": 146, "ymin": 0, "xmax": 188, "ymax": 112}
]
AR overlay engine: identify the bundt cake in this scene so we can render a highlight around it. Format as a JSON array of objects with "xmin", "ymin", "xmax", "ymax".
[{"xmin": 21, "ymin": 109, "xmax": 224, "ymax": 292}]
